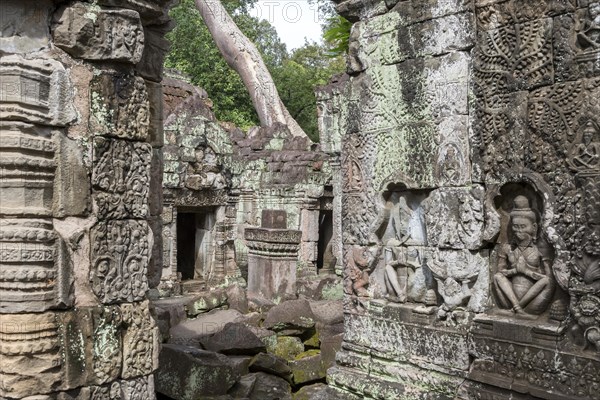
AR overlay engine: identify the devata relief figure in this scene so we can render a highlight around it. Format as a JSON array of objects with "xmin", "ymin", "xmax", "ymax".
[
  {"xmin": 493, "ymin": 196, "xmax": 555, "ymax": 315},
  {"xmin": 384, "ymin": 245, "xmax": 421, "ymax": 303},
  {"xmin": 569, "ymin": 120, "xmax": 600, "ymax": 171},
  {"xmin": 577, "ymin": 3, "xmax": 600, "ymax": 52}
]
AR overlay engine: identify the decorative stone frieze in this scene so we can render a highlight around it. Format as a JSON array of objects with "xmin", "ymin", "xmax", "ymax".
[{"xmin": 53, "ymin": 3, "xmax": 145, "ymax": 64}]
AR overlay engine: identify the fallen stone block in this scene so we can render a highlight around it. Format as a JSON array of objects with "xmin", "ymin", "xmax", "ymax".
[
  {"xmin": 155, "ymin": 344, "xmax": 238, "ymax": 400},
  {"xmin": 199, "ymin": 322, "xmax": 266, "ymax": 355},
  {"xmin": 249, "ymin": 353, "xmax": 293, "ymax": 382},
  {"xmin": 168, "ymin": 309, "xmax": 243, "ymax": 346},
  {"xmin": 263, "ymin": 299, "xmax": 315, "ymax": 333}
]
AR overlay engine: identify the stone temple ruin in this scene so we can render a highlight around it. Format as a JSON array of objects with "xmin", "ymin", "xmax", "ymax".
[{"xmin": 0, "ymin": 0, "xmax": 599, "ymax": 399}]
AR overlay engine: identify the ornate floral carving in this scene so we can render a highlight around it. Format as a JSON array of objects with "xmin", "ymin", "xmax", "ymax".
[
  {"xmin": 121, "ymin": 301, "xmax": 159, "ymax": 379},
  {"xmin": 52, "ymin": 3, "xmax": 144, "ymax": 64},
  {"xmin": 92, "ymin": 138, "xmax": 151, "ymax": 220},
  {"xmin": 90, "ymin": 220, "xmax": 150, "ymax": 304}
]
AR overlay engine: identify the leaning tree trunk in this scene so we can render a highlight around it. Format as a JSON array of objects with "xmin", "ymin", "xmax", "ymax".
[{"xmin": 195, "ymin": 0, "xmax": 307, "ymax": 138}]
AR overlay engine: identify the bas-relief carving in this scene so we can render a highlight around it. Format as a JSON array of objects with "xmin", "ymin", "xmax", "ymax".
[
  {"xmin": 90, "ymin": 220, "xmax": 151, "ymax": 304},
  {"xmin": 346, "ymin": 245, "xmax": 379, "ymax": 298},
  {"xmin": 89, "ymin": 71, "xmax": 149, "ymax": 141},
  {"xmin": 184, "ymin": 145, "xmax": 228, "ymax": 191},
  {"xmin": 52, "ymin": 3, "xmax": 145, "ymax": 64},
  {"xmin": 92, "ymin": 138, "xmax": 151, "ymax": 220},
  {"xmin": 0, "ymin": 56, "xmax": 76, "ymax": 127},
  {"xmin": 428, "ymin": 249, "xmax": 489, "ymax": 321},
  {"xmin": 492, "ymin": 195, "xmax": 556, "ymax": 316},
  {"xmin": 0, "ymin": 313, "xmax": 62, "ymax": 398},
  {"xmin": 121, "ymin": 301, "xmax": 159, "ymax": 379},
  {"xmin": 424, "ymin": 187, "xmax": 485, "ymax": 250}
]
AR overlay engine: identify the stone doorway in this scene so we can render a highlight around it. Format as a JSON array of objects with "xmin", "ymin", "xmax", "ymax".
[
  {"xmin": 317, "ymin": 209, "xmax": 334, "ymax": 273},
  {"xmin": 176, "ymin": 208, "xmax": 217, "ymax": 284}
]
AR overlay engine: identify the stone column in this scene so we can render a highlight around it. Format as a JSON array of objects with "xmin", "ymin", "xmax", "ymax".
[{"xmin": 0, "ymin": 1, "xmax": 174, "ymax": 398}]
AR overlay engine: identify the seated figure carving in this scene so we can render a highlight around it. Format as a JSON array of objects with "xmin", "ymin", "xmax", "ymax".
[
  {"xmin": 569, "ymin": 120, "xmax": 600, "ymax": 171},
  {"xmin": 493, "ymin": 196, "xmax": 555, "ymax": 315},
  {"xmin": 577, "ymin": 3, "xmax": 600, "ymax": 52}
]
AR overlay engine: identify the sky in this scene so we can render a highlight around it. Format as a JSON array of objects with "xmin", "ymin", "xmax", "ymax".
[{"xmin": 249, "ymin": 0, "xmax": 324, "ymax": 50}]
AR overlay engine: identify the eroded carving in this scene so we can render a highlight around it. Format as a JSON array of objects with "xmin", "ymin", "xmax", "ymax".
[
  {"xmin": 428, "ymin": 249, "xmax": 489, "ymax": 321},
  {"xmin": 0, "ymin": 313, "xmax": 62, "ymax": 398},
  {"xmin": 121, "ymin": 301, "xmax": 159, "ymax": 379},
  {"xmin": 53, "ymin": 3, "xmax": 145, "ymax": 63},
  {"xmin": 90, "ymin": 220, "xmax": 150, "ymax": 304},
  {"xmin": 0, "ymin": 56, "xmax": 75, "ymax": 126},
  {"xmin": 425, "ymin": 187, "xmax": 485, "ymax": 250},
  {"xmin": 92, "ymin": 138, "xmax": 151, "ymax": 220},
  {"xmin": 493, "ymin": 196, "xmax": 555, "ymax": 315},
  {"xmin": 90, "ymin": 71, "xmax": 149, "ymax": 140}
]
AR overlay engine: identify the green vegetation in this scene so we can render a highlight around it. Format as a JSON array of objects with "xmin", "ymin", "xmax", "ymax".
[{"xmin": 165, "ymin": 0, "xmax": 346, "ymax": 141}]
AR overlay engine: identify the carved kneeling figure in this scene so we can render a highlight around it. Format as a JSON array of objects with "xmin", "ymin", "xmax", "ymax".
[
  {"xmin": 384, "ymin": 242, "xmax": 436, "ymax": 305},
  {"xmin": 493, "ymin": 196, "xmax": 555, "ymax": 315}
]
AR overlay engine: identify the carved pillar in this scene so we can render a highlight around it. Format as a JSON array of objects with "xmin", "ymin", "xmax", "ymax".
[{"xmin": 0, "ymin": 1, "xmax": 174, "ymax": 398}]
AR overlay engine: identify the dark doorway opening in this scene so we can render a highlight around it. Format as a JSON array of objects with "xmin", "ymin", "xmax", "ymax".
[
  {"xmin": 317, "ymin": 209, "xmax": 334, "ymax": 272},
  {"xmin": 176, "ymin": 208, "xmax": 217, "ymax": 281}
]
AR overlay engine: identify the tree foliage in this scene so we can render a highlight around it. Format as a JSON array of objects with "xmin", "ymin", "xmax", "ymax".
[{"xmin": 165, "ymin": 0, "xmax": 345, "ymax": 140}]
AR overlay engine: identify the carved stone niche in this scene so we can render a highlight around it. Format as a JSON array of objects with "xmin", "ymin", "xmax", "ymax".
[
  {"xmin": 371, "ymin": 186, "xmax": 434, "ymax": 305},
  {"xmin": 487, "ymin": 183, "xmax": 562, "ymax": 318}
]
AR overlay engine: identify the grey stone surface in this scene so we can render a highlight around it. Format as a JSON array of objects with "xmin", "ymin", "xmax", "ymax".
[
  {"xmin": 199, "ymin": 322, "xmax": 266, "ymax": 355},
  {"xmin": 155, "ymin": 344, "xmax": 238, "ymax": 399},
  {"xmin": 53, "ymin": 3, "xmax": 145, "ymax": 63},
  {"xmin": 263, "ymin": 299, "xmax": 316, "ymax": 332},
  {"xmin": 249, "ymin": 353, "xmax": 293, "ymax": 382},
  {"xmin": 168, "ymin": 309, "xmax": 243, "ymax": 346}
]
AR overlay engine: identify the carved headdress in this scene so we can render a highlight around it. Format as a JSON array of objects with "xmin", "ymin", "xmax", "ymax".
[{"xmin": 510, "ymin": 195, "xmax": 537, "ymax": 223}]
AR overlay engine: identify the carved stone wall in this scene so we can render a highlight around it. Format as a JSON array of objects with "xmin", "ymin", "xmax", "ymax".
[
  {"xmin": 325, "ymin": 0, "xmax": 600, "ymax": 399},
  {"xmin": 0, "ymin": 1, "xmax": 173, "ymax": 398}
]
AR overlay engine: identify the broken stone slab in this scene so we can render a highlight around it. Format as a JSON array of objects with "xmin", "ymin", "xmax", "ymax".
[
  {"xmin": 290, "ymin": 350, "xmax": 325, "ymax": 386},
  {"xmin": 168, "ymin": 309, "xmax": 243, "ymax": 346},
  {"xmin": 310, "ymin": 300, "xmax": 344, "ymax": 326},
  {"xmin": 320, "ymin": 333, "xmax": 343, "ymax": 372},
  {"xmin": 229, "ymin": 372, "xmax": 292, "ymax": 400},
  {"xmin": 267, "ymin": 336, "xmax": 305, "ymax": 361},
  {"xmin": 152, "ymin": 296, "xmax": 189, "ymax": 328},
  {"xmin": 198, "ymin": 322, "xmax": 266, "ymax": 355},
  {"xmin": 216, "ymin": 355, "xmax": 253, "ymax": 377},
  {"xmin": 249, "ymin": 353, "xmax": 293, "ymax": 383},
  {"xmin": 52, "ymin": 3, "xmax": 145, "ymax": 64},
  {"xmin": 185, "ymin": 289, "xmax": 228, "ymax": 316},
  {"xmin": 155, "ymin": 344, "xmax": 238, "ymax": 400},
  {"xmin": 263, "ymin": 299, "xmax": 316, "ymax": 333},
  {"xmin": 292, "ymin": 383, "xmax": 328, "ymax": 400},
  {"xmin": 226, "ymin": 284, "xmax": 249, "ymax": 314}
]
